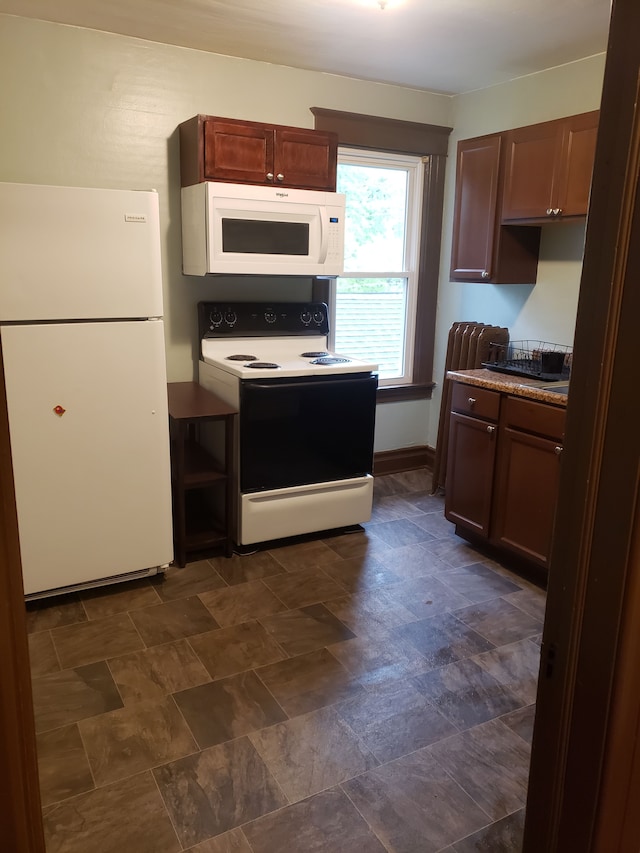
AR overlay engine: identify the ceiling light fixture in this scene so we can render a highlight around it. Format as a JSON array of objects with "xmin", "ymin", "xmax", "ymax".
[{"xmin": 374, "ymin": 0, "xmax": 405, "ymax": 10}]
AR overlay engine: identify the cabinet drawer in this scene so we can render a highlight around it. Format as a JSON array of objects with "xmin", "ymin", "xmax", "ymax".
[
  {"xmin": 504, "ymin": 395, "xmax": 565, "ymax": 440},
  {"xmin": 451, "ymin": 382, "xmax": 501, "ymax": 421}
]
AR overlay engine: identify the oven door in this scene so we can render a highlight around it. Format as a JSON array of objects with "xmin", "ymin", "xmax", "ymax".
[{"xmin": 239, "ymin": 373, "xmax": 377, "ymax": 493}]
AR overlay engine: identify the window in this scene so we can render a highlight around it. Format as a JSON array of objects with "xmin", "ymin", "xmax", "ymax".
[
  {"xmin": 311, "ymin": 107, "xmax": 452, "ymax": 402},
  {"xmin": 332, "ymin": 148, "xmax": 424, "ymax": 386}
]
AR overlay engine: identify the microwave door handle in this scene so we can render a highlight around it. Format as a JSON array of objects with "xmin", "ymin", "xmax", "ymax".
[{"xmin": 318, "ymin": 207, "xmax": 329, "ymax": 262}]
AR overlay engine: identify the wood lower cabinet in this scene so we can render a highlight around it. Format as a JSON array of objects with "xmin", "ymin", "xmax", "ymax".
[
  {"xmin": 446, "ymin": 411, "xmax": 498, "ymax": 536},
  {"xmin": 450, "ymin": 133, "xmax": 540, "ymax": 284},
  {"xmin": 501, "ymin": 111, "xmax": 599, "ymax": 223},
  {"xmin": 445, "ymin": 383, "xmax": 500, "ymax": 535},
  {"xmin": 179, "ymin": 114, "xmax": 337, "ymax": 191},
  {"xmin": 445, "ymin": 382, "xmax": 566, "ymax": 575},
  {"xmin": 492, "ymin": 396, "xmax": 564, "ymax": 569}
]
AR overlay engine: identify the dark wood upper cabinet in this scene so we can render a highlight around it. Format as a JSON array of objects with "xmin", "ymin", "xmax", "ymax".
[
  {"xmin": 273, "ymin": 127, "xmax": 337, "ymax": 191},
  {"xmin": 450, "ymin": 133, "xmax": 540, "ymax": 284},
  {"xmin": 501, "ymin": 110, "xmax": 599, "ymax": 223},
  {"xmin": 555, "ymin": 112, "xmax": 600, "ymax": 216},
  {"xmin": 203, "ymin": 120, "xmax": 274, "ymax": 186},
  {"xmin": 179, "ymin": 115, "xmax": 338, "ymax": 191}
]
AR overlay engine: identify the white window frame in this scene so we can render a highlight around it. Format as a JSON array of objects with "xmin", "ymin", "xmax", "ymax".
[{"xmin": 331, "ymin": 147, "xmax": 424, "ymax": 387}]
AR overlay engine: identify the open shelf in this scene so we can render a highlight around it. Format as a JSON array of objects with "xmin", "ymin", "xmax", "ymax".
[
  {"xmin": 174, "ymin": 441, "xmax": 226, "ymax": 489},
  {"xmin": 167, "ymin": 382, "xmax": 237, "ymax": 567},
  {"xmin": 183, "ymin": 489, "xmax": 228, "ymax": 550}
]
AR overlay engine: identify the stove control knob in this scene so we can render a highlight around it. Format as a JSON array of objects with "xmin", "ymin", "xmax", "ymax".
[
  {"xmin": 300, "ymin": 310, "xmax": 312, "ymax": 325},
  {"xmin": 264, "ymin": 310, "xmax": 277, "ymax": 324},
  {"xmin": 209, "ymin": 309, "xmax": 223, "ymax": 327},
  {"xmin": 312, "ymin": 308, "xmax": 325, "ymax": 324},
  {"xmin": 224, "ymin": 310, "xmax": 237, "ymax": 327}
]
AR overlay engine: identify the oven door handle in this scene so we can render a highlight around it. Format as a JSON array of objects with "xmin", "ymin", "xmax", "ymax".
[{"xmin": 244, "ymin": 376, "xmax": 377, "ymax": 392}]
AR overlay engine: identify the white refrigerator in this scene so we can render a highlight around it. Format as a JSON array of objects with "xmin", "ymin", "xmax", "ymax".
[{"xmin": 0, "ymin": 182, "xmax": 174, "ymax": 598}]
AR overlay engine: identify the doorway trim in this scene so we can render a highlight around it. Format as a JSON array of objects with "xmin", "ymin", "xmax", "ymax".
[{"xmin": 524, "ymin": 1, "xmax": 640, "ymax": 848}]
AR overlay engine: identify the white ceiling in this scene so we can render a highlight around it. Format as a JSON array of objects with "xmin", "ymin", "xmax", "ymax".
[{"xmin": 0, "ymin": 0, "xmax": 611, "ymax": 95}]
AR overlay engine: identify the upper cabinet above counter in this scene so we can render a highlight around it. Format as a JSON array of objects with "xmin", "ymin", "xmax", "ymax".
[
  {"xmin": 501, "ymin": 111, "xmax": 599, "ymax": 223},
  {"xmin": 178, "ymin": 114, "xmax": 338, "ymax": 192},
  {"xmin": 450, "ymin": 110, "xmax": 599, "ymax": 284}
]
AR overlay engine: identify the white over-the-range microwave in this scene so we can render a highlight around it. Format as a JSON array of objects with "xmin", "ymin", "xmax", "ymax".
[{"xmin": 180, "ymin": 181, "xmax": 346, "ymax": 277}]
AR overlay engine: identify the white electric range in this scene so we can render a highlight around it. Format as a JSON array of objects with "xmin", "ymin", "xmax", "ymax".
[{"xmin": 197, "ymin": 301, "xmax": 378, "ymax": 547}]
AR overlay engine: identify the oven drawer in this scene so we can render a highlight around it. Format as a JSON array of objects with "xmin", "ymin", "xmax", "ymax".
[{"xmin": 240, "ymin": 476, "xmax": 374, "ymax": 545}]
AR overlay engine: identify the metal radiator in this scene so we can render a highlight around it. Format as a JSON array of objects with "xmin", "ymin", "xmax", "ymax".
[{"xmin": 431, "ymin": 322, "xmax": 509, "ymax": 494}]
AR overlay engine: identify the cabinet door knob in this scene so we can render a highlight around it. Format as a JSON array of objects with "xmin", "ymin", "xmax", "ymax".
[
  {"xmin": 266, "ymin": 172, "xmax": 274, "ymax": 181},
  {"xmin": 276, "ymin": 173, "xmax": 285, "ymax": 182},
  {"xmin": 468, "ymin": 397, "xmax": 476, "ymax": 407},
  {"xmin": 487, "ymin": 425, "xmax": 496, "ymax": 434},
  {"xmin": 546, "ymin": 208, "xmax": 553, "ymax": 216},
  {"xmin": 554, "ymin": 445, "xmax": 563, "ymax": 455},
  {"xmin": 553, "ymin": 208, "xmax": 561, "ymax": 216},
  {"xmin": 481, "ymin": 270, "xmax": 490, "ymax": 279}
]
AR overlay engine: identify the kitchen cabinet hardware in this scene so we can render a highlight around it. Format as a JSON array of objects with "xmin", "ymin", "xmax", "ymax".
[
  {"xmin": 179, "ymin": 114, "xmax": 338, "ymax": 191},
  {"xmin": 167, "ymin": 382, "xmax": 236, "ymax": 567},
  {"xmin": 468, "ymin": 396, "xmax": 476, "ymax": 406},
  {"xmin": 502, "ymin": 111, "xmax": 599, "ymax": 223},
  {"xmin": 445, "ymin": 382, "xmax": 566, "ymax": 575}
]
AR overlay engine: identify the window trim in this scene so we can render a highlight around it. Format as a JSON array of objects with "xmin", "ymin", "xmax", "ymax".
[{"xmin": 311, "ymin": 107, "xmax": 451, "ymax": 403}]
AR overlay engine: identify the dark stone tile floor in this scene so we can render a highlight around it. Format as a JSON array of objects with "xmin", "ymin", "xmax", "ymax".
[{"xmin": 27, "ymin": 469, "xmax": 544, "ymax": 852}]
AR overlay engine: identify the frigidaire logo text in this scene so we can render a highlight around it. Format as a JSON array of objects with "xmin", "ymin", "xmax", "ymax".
[{"xmin": 275, "ymin": 192, "xmax": 289, "ymax": 198}]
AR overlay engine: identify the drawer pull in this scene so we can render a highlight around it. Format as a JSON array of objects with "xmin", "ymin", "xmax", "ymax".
[
  {"xmin": 468, "ymin": 397, "xmax": 476, "ymax": 407},
  {"xmin": 487, "ymin": 425, "xmax": 496, "ymax": 434},
  {"xmin": 554, "ymin": 445, "xmax": 563, "ymax": 455}
]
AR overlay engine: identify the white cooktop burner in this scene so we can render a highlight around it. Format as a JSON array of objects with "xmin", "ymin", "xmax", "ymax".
[{"xmin": 201, "ymin": 335, "xmax": 377, "ymax": 378}]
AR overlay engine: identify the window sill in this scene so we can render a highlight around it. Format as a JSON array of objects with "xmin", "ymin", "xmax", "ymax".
[{"xmin": 376, "ymin": 382, "xmax": 435, "ymax": 403}]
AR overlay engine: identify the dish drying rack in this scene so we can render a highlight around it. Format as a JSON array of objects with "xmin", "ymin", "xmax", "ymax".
[{"xmin": 481, "ymin": 340, "xmax": 572, "ymax": 381}]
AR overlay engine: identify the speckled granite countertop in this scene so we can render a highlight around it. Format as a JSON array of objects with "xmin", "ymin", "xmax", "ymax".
[{"xmin": 447, "ymin": 368, "xmax": 568, "ymax": 406}]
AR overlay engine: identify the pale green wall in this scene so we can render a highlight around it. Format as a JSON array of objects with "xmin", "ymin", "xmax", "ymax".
[
  {"xmin": 0, "ymin": 13, "xmax": 451, "ymax": 451},
  {"xmin": 0, "ymin": 14, "xmax": 606, "ymax": 453}
]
